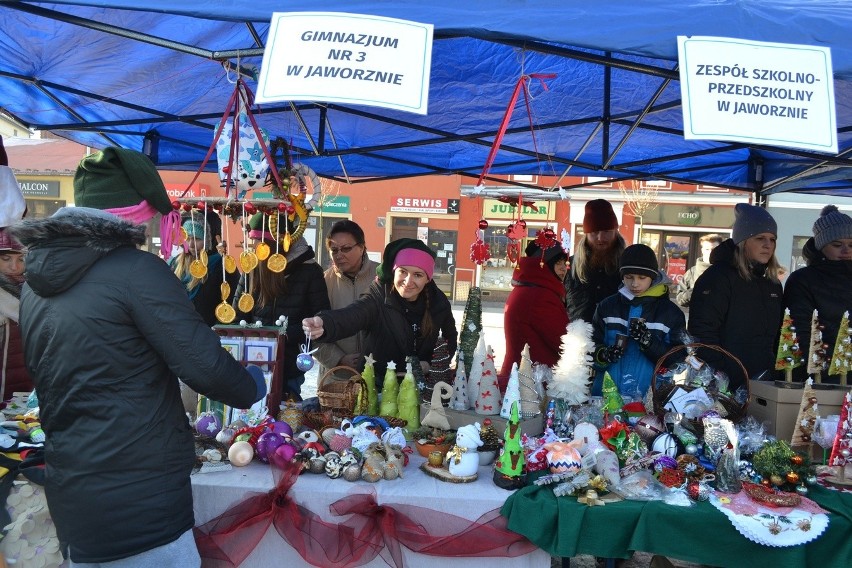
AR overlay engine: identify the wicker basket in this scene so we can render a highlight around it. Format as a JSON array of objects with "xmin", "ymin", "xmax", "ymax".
[
  {"xmin": 651, "ymin": 343, "xmax": 750, "ymax": 429},
  {"xmin": 317, "ymin": 366, "xmax": 368, "ymax": 418}
]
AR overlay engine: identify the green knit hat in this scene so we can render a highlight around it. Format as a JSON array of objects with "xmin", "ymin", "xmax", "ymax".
[
  {"xmin": 73, "ymin": 147, "xmax": 172, "ymax": 215},
  {"xmin": 376, "ymin": 237, "xmax": 437, "ymax": 283}
]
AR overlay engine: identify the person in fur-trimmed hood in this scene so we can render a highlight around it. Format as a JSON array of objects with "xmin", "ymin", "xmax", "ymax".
[
  {"xmin": 784, "ymin": 205, "xmax": 852, "ymax": 383},
  {"xmin": 591, "ymin": 244, "xmax": 686, "ymax": 398},
  {"xmin": 9, "ymin": 147, "xmax": 266, "ymax": 566}
]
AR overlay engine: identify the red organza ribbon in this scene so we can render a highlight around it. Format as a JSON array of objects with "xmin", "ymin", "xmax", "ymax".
[
  {"xmin": 195, "ymin": 457, "xmax": 537, "ymax": 567},
  {"xmin": 476, "ymin": 73, "xmax": 557, "ymax": 186}
]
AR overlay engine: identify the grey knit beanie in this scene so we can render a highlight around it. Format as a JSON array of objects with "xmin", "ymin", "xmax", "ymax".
[
  {"xmin": 731, "ymin": 203, "xmax": 777, "ymax": 244},
  {"xmin": 813, "ymin": 205, "xmax": 852, "ymax": 250}
]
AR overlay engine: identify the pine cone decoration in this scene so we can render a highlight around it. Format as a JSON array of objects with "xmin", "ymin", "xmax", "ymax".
[
  {"xmin": 676, "ymin": 454, "xmax": 706, "ymax": 481},
  {"xmin": 479, "ymin": 418, "xmax": 500, "ymax": 450}
]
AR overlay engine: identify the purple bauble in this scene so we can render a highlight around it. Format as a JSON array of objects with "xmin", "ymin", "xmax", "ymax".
[
  {"xmin": 195, "ymin": 412, "xmax": 222, "ymax": 438},
  {"xmin": 255, "ymin": 432, "xmax": 285, "ymax": 463},
  {"xmin": 296, "ymin": 352, "xmax": 315, "ymax": 372},
  {"xmin": 270, "ymin": 420, "xmax": 294, "ymax": 439},
  {"xmin": 274, "ymin": 442, "xmax": 297, "ymax": 463}
]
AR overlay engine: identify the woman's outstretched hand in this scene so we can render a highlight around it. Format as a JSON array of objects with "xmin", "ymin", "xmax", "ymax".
[{"xmin": 302, "ymin": 316, "xmax": 325, "ymax": 340}]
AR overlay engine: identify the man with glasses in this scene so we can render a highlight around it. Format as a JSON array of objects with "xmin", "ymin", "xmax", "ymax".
[{"xmin": 315, "ymin": 220, "xmax": 379, "ymax": 379}]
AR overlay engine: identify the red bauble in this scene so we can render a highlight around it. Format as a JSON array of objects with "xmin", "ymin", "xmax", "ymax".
[
  {"xmin": 197, "ymin": 201, "xmax": 207, "ymax": 211},
  {"xmin": 286, "ymin": 205, "xmax": 295, "ymax": 215},
  {"xmin": 478, "ymin": 219, "xmax": 489, "ymax": 230},
  {"xmin": 470, "ymin": 238, "xmax": 490, "ymax": 265},
  {"xmin": 278, "ymin": 202, "xmax": 289, "ymax": 212},
  {"xmin": 171, "ymin": 200, "xmax": 181, "ymax": 210},
  {"xmin": 244, "ymin": 202, "xmax": 257, "ymax": 214},
  {"xmin": 791, "ymin": 454, "xmax": 804, "ymax": 466},
  {"xmin": 182, "ymin": 203, "xmax": 193, "ymax": 212}
]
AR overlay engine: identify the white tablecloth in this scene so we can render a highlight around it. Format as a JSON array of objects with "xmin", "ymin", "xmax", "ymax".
[{"xmin": 191, "ymin": 453, "xmax": 550, "ymax": 567}]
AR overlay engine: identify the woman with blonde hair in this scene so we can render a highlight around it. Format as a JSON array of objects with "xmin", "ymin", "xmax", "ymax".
[
  {"xmin": 688, "ymin": 204, "xmax": 783, "ymax": 390},
  {"xmin": 170, "ymin": 218, "xmax": 237, "ymax": 327}
]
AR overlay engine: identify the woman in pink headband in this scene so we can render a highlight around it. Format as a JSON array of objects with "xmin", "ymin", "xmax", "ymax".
[{"xmin": 302, "ymin": 238, "xmax": 457, "ymax": 387}]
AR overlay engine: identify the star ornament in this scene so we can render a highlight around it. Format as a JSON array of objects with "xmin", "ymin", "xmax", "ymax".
[{"xmin": 364, "ymin": 353, "xmax": 376, "ymax": 367}]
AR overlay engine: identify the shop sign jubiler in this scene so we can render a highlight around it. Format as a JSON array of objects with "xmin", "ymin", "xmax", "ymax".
[{"xmin": 678, "ymin": 36, "xmax": 837, "ymax": 154}]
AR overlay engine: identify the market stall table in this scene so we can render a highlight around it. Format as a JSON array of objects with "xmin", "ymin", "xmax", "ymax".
[
  {"xmin": 191, "ymin": 453, "xmax": 550, "ymax": 567},
  {"xmin": 501, "ymin": 481, "xmax": 852, "ymax": 567}
]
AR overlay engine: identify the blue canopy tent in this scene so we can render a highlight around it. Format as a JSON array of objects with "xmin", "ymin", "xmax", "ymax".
[{"xmin": 2, "ymin": 1, "xmax": 852, "ymax": 197}]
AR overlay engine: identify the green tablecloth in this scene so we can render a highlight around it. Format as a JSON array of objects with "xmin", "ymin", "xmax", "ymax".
[{"xmin": 501, "ymin": 482, "xmax": 852, "ymax": 567}]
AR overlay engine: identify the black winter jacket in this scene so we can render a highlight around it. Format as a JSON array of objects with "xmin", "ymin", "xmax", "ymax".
[
  {"xmin": 687, "ymin": 239, "xmax": 783, "ymax": 389},
  {"xmin": 317, "ymin": 280, "xmax": 457, "ymax": 386},
  {"xmin": 565, "ymin": 255, "xmax": 622, "ymax": 323},
  {"xmin": 236, "ymin": 246, "xmax": 330, "ymax": 388},
  {"xmin": 11, "ymin": 209, "xmax": 260, "ymax": 563},
  {"xmin": 784, "ymin": 237, "xmax": 852, "ymax": 382}
]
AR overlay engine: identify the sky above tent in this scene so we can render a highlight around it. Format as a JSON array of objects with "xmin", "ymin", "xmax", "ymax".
[{"xmin": 2, "ymin": 1, "xmax": 852, "ymax": 196}]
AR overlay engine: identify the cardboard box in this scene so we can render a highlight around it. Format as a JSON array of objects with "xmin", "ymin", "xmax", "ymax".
[
  {"xmin": 748, "ymin": 380, "xmax": 848, "ymax": 451},
  {"xmin": 420, "ymin": 403, "xmax": 544, "ymax": 437}
]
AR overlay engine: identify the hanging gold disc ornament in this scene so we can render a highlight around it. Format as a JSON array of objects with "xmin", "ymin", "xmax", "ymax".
[
  {"xmin": 238, "ymin": 289, "xmax": 255, "ymax": 313},
  {"xmin": 224, "ymin": 254, "xmax": 237, "ymax": 274},
  {"xmin": 215, "ymin": 302, "xmax": 236, "ymax": 324},
  {"xmin": 189, "ymin": 258, "xmax": 207, "ymax": 278},
  {"xmin": 238, "ymin": 270, "xmax": 255, "ymax": 313},
  {"xmin": 239, "ymin": 249, "xmax": 258, "ymax": 273},
  {"xmin": 266, "ymin": 210, "xmax": 287, "ymax": 273},
  {"xmin": 255, "ymin": 213, "xmax": 271, "ymax": 261},
  {"xmin": 200, "ymin": 249, "xmax": 209, "ymax": 267},
  {"xmin": 220, "ymin": 281, "xmax": 231, "ymax": 301}
]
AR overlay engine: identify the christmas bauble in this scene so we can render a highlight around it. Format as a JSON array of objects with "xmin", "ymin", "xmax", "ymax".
[
  {"xmin": 806, "ymin": 475, "xmax": 818, "ymax": 486},
  {"xmin": 296, "ymin": 352, "xmax": 315, "ymax": 372},
  {"xmin": 786, "ymin": 471, "xmax": 800, "ymax": 485},
  {"xmin": 791, "ymin": 454, "xmax": 804, "ymax": 466},
  {"xmin": 634, "ymin": 414, "xmax": 665, "ymax": 444},
  {"xmin": 255, "ymin": 432, "xmax": 285, "ymax": 463},
  {"xmin": 273, "ymin": 442, "xmax": 297, "ymax": 463},
  {"xmin": 770, "ymin": 474, "xmax": 784, "ymax": 486},
  {"xmin": 325, "ymin": 452, "xmax": 344, "ymax": 478},
  {"xmin": 651, "ymin": 433, "xmax": 679, "ymax": 458},
  {"xmin": 795, "ymin": 485, "xmax": 809, "ymax": 496},
  {"xmin": 478, "ymin": 219, "xmax": 489, "ymax": 230},
  {"xmin": 270, "ymin": 420, "xmax": 294, "ymax": 439},
  {"xmin": 687, "ymin": 481, "xmax": 710, "ymax": 501},
  {"xmin": 685, "ymin": 443, "xmax": 699, "ymax": 455},
  {"xmin": 228, "ymin": 441, "xmax": 254, "ymax": 466},
  {"xmin": 195, "ymin": 412, "xmax": 222, "ymax": 438}
]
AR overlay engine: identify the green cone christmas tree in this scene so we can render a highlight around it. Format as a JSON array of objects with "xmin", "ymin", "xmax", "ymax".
[
  {"xmin": 360, "ymin": 353, "xmax": 379, "ymax": 415},
  {"xmin": 601, "ymin": 372, "xmax": 625, "ymax": 417},
  {"xmin": 378, "ymin": 361, "xmax": 399, "ymax": 416},
  {"xmin": 493, "ymin": 401, "xmax": 525, "ymax": 489},
  {"xmin": 458, "ymin": 287, "xmax": 483, "ymax": 377},
  {"xmin": 775, "ymin": 308, "xmax": 804, "ymax": 382},
  {"xmin": 828, "ymin": 310, "xmax": 851, "ymax": 386},
  {"xmin": 397, "ymin": 361, "xmax": 421, "ymax": 439}
]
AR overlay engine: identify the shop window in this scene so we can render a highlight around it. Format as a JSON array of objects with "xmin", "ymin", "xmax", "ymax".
[{"xmin": 24, "ymin": 199, "xmax": 65, "ymax": 219}]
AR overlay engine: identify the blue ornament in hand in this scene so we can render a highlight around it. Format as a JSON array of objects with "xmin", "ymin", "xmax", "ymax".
[{"xmin": 296, "ymin": 352, "xmax": 315, "ymax": 372}]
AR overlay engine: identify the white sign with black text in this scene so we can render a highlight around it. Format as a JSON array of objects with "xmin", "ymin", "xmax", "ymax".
[
  {"xmin": 256, "ymin": 12, "xmax": 433, "ymax": 114},
  {"xmin": 678, "ymin": 36, "xmax": 837, "ymax": 154}
]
